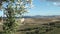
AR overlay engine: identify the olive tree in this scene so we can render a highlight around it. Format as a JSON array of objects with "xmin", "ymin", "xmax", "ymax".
[{"xmin": 0, "ymin": 0, "xmax": 33, "ymax": 34}]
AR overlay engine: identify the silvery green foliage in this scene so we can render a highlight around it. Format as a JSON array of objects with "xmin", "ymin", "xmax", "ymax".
[{"xmin": 0, "ymin": 0, "xmax": 33, "ymax": 34}]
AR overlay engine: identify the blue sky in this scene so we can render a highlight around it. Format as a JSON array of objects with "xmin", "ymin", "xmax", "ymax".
[
  {"xmin": 25, "ymin": 0, "xmax": 60, "ymax": 16},
  {"xmin": 0, "ymin": 10, "xmax": 3, "ymax": 16},
  {"xmin": 0, "ymin": 0, "xmax": 60, "ymax": 16}
]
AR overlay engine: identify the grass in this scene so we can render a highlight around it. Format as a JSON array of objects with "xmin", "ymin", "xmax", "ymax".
[
  {"xmin": 44, "ymin": 28, "xmax": 60, "ymax": 34},
  {"xmin": 16, "ymin": 21, "xmax": 60, "ymax": 34},
  {"xmin": 0, "ymin": 20, "xmax": 60, "ymax": 34}
]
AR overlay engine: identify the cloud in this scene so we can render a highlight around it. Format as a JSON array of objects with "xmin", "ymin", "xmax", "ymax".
[
  {"xmin": 40, "ymin": 0, "xmax": 60, "ymax": 2},
  {"xmin": 40, "ymin": 0, "xmax": 60, "ymax": 6},
  {"xmin": 46, "ymin": 0, "xmax": 60, "ymax": 6},
  {"xmin": 53, "ymin": 2, "xmax": 60, "ymax": 6},
  {"xmin": 46, "ymin": 0, "xmax": 60, "ymax": 2}
]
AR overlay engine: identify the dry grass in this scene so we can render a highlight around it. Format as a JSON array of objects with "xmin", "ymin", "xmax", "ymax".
[
  {"xmin": 0, "ymin": 18, "xmax": 60, "ymax": 34},
  {"xmin": 24, "ymin": 18, "xmax": 60, "ymax": 24}
]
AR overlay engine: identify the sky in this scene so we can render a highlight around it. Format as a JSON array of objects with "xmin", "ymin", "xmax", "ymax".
[
  {"xmin": 0, "ymin": 10, "xmax": 3, "ymax": 16},
  {"xmin": 25, "ymin": 0, "xmax": 60, "ymax": 16},
  {"xmin": 0, "ymin": 0, "xmax": 60, "ymax": 16}
]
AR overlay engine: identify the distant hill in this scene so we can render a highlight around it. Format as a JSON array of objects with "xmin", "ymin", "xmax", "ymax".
[
  {"xmin": 23, "ymin": 15, "xmax": 60, "ymax": 18},
  {"xmin": 1, "ymin": 15, "xmax": 60, "ymax": 18}
]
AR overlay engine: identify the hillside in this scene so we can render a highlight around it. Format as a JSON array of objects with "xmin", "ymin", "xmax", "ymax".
[{"xmin": 0, "ymin": 15, "xmax": 60, "ymax": 34}]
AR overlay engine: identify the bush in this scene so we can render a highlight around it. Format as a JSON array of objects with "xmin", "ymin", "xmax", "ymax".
[{"xmin": 0, "ymin": 17, "xmax": 2, "ymax": 20}]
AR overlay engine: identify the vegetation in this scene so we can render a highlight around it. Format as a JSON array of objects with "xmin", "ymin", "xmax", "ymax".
[
  {"xmin": 0, "ymin": 16, "xmax": 2, "ymax": 20},
  {"xmin": 0, "ymin": 0, "xmax": 60, "ymax": 34},
  {"xmin": 0, "ymin": 0, "xmax": 33, "ymax": 34},
  {"xmin": 16, "ymin": 21, "xmax": 60, "ymax": 34}
]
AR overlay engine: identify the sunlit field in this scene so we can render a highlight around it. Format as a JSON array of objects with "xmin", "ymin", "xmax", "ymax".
[{"xmin": 0, "ymin": 17, "xmax": 60, "ymax": 34}]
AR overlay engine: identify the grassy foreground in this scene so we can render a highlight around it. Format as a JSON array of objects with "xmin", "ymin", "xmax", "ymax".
[
  {"xmin": 15, "ymin": 21, "xmax": 60, "ymax": 34},
  {"xmin": 0, "ymin": 21, "xmax": 60, "ymax": 34}
]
